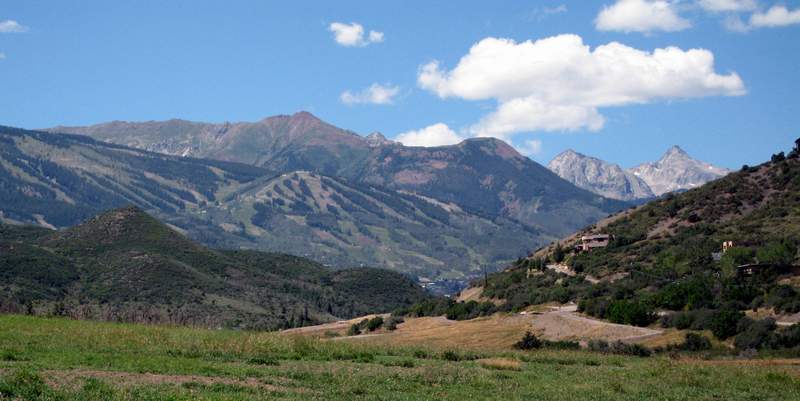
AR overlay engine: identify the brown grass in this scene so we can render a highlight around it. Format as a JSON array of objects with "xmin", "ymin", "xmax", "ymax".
[
  {"xmin": 354, "ymin": 315, "xmax": 534, "ymax": 351},
  {"xmin": 478, "ymin": 358, "xmax": 522, "ymax": 371}
]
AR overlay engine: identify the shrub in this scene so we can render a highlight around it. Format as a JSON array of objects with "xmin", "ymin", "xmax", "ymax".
[
  {"xmin": 247, "ymin": 356, "xmax": 279, "ymax": 366},
  {"xmin": 607, "ymin": 300, "xmax": 655, "ymax": 327},
  {"xmin": 709, "ymin": 308, "xmax": 745, "ymax": 340},
  {"xmin": 777, "ymin": 324, "xmax": 800, "ymax": 348},
  {"xmin": 734, "ymin": 318, "xmax": 778, "ymax": 350},
  {"xmin": 681, "ymin": 333, "xmax": 712, "ymax": 352},
  {"xmin": 514, "ymin": 331, "xmax": 542, "ymax": 350},
  {"xmin": 544, "ymin": 340, "xmax": 581, "ymax": 350},
  {"xmin": 588, "ymin": 340, "xmax": 651, "ymax": 357},
  {"xmin": 366, "ymin": 316, "xmax": 384, "ymax": 332},
  {"xmin": 442, "ymin": 350, "xmax": 462, "ymax": 361},
  {"xmin": 384, "ymin": 316, "xmax": 404, "ymax": 331},
  {"xmin": 347, "ymin": 324, "xmax": 361, "ymax": 336}
]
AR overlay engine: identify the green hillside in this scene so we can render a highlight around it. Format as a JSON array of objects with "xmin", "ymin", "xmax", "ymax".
[
  {"xmin": 475, "ymin": 141, "xmax": 800, "ymax": 352},
  {"xmin": 0, "ymin": 207, "xmax": 429, "ymax": 329}
]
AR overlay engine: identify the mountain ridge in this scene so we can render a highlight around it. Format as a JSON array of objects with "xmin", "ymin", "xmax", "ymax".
[
  {"xmin": 548, "ymin": 149, "xmax": 654, "ymax": 201},
  {"xmin": 549, "ymin": 146, "xmax": 730, "ymax": 200}
]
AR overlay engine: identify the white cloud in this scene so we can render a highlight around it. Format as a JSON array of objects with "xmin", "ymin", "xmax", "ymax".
[
  {"xmin": 340, "ymin": 83, "xmax": 400, "ymax": 105},
  {"xmin": 750, "ymin": 5, "xmax": 800, "ymax": 27},
  {"xmin": 724, "ymin": 5, "xmax": 800, "ymax": 31},
  {"xmin": 520, "ymin": 139, "xmax": 543, "ymax": 156},
  {"xmin": 697, "ymin": 0, "xmax": 758, "ymax": 12},
  {"xmin": 595, "ymin": 0, "xmax": 691, "ymax": 33},
  {"xmin": 418, "ymin": 34, "xmax": 745, "ymax": 139},
  {"xmin": 0, "ymin": 53, "xmax": 5, "ymax": 60},
  {"xmin": 395, "ymin": 123, "xmax": 464, "ymax": 147},
  {"xmin": 544, "ymin": 5, "xmax": 568, "ymax": 14},
  {"xmin": 328, "ymin": 22, "xmax": 384, "ymax": 47},
  {"xmin": 0, "ymin": 20, "xmax": 27, "ymax": 33}
]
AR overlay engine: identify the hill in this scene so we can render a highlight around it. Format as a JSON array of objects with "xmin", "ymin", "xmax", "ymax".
[
  {"xmin": 0, "ymin": 207, "xmax": 429, "ymax": 329},
  {"xmin": 0, "ymin": 125, "xmax": 549, "ymax": 280},
  {"xmin": 47, "ymin": 113, "xmax": 628, "ymax": 236},
  {"xmin": 469, "ymin": 141, "xmax": 800, "ymax": 351}
]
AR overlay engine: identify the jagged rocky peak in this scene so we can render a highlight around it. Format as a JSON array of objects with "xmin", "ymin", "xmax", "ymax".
[
  {"xmin": 548, "ymin": 149, "xmax": 654, "ymax": 201},
  {"xmin": 630, "ymin": 145, "xmax": 731, "ymax": 196},
  {"xmin": 365, "ymin": 132, "xmax": 395, "ymax": 147}
]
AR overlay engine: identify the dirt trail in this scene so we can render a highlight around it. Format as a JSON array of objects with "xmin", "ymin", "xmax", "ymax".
[{"xmin": 530, "ymin": 307, "xmax": 662, "ymax": 343}]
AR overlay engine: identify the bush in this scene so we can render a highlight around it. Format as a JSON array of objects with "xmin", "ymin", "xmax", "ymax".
[
  {"xmin": 384, "ymin": 316, "xmax": 404, "ymax": 331},
  {"xmin": 709, "ymin": 308, "xmax": 745, "ymax": 340},
  {"xmin": 588, "ymin": 339, "xmax": 651, "ymax": 357},
  {"xmin": 366, "ymin": 316, "xmax": 384, "ymax": 332},
  {"xmin": 347, "ymin": 324, "xmax": 361, "ymax": 336},
  {"xmin": 777, "ymin": 324, "xmax": 800, "ymax": 348},
  {"xmin": 607, "ymin": 300, "xmax": 655, "ymax": 327},
  {"xmin": 514, "ymin": 331, "xmax": 542, "ymax": 350},
  {"xmin": 734, "ymin": 318, "xmax": 778, "ymax": 350},
  {"xmin": 681, "ymin": 333, "xmax": 712, "ymax": 351}
]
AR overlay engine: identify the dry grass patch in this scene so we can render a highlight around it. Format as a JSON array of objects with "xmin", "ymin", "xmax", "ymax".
[{"xmin": 478, "ymin": 358, "xmax": 522, "ymax": 371}]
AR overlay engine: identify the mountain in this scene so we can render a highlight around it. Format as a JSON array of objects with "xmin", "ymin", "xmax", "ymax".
[
  {"xmin": 0, "ymin": 206, "xmax": 429, "ymax": 329},
  {"xmin": 0, "ymin": 125, "xmax": 548, "ymax": 280},
  {"xmin": 48, "ymin": 111, "xmax": 373, "ymax": 179},
  {"xmin": 629, "ymin": 146, "xmax": 731, "ymax": 196},
  {"xmin": 548, "ymin": 149, "xmax": 654, "ymax": 201},
  {"xmin": 47, "ymin": 113, "xmax": 628, "ymax": 236}
]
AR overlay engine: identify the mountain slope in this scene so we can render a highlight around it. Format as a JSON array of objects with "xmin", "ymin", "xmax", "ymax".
[
  {"xmin": 0, "ymin": 207, "xmax": 429, "ymax": 329},
  {"xmin": 629, "ymin": 146, "xmax": 731, "ymax": 196},
  {"xmin": 548, "ymin": 149, "xmax": 654, "ymax": 201},
  {"xmin": 357, "ymin": 138, "xmax": 628, "ymax": 236},
  {"xmin": 217, "ymin": 170, "xmax": 548, "ymax": 279},
  {"xmin": 476, "ymin": 144, "xmax": 800, "ymax": 337},
  {"xmin": 0, "ymin": 125, "xmax": 547, "ymax": 280},
  {"xmin": 48, "ymin": 114, "xmax": 629, "ymax": 236}
]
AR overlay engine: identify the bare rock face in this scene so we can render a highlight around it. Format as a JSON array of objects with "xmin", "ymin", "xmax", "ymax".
[
  {"xmin": 548, "ymin": 150, "xmax": 654, "ymax": 201},
  {"xmin": 629, "ymin": 146, "xmax": 731, "ymax": 196},
  {"xmin": 365, "ymin": 132, "xmax": 395, "ymax": 147}
]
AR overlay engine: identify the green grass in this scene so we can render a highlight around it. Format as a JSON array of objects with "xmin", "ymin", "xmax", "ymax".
[{"xmin": 1, "ymin": 315, "xmax": 799, "ymax": 400}]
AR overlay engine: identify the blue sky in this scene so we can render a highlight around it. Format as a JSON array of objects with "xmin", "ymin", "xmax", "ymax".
[{"xmin": 1, "ymin": 1, "xmax": 798, "ymax": 169}]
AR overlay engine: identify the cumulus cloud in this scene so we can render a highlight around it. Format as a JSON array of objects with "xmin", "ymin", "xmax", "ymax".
[
  {"xmin": 328, "ymin": 22, "xmax": 384, "ymax": 47},
  {"xmin": 0, "ymin": 20, "xmax": 27, "ymax": 33},
  {"xmin": 595, "ymin": 0, "xmax": 691, "ymax": 33},
  {"xmin": 724, "ymin": 5, "xmax": 800, "ymax": 31},
  {"xmin": 340, "ymin": 83, "xmax": 400, "ymax": 105},
  {"xmin": 418, "ymin": 34, "xmax": 745, "ymax": 139},
  {"xmin": 697, "ymin": 0, "xmax": 758, "ymax": 12},
  {"xmin": 395, "ymin": 123, "xmax": 464, "ymax": 147},
  {"xmin": 750, "ymin": 5, "xmax": 800, "ymax": 27}
]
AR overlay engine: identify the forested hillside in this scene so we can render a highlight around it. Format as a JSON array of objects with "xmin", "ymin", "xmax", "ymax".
[
  {"xmin": 471, "ymin": 140, "xmax": 800, "ymax": 352},
  {"xmin": 0, "ymin": 207, "xmax": 429, "ymax": 329}
]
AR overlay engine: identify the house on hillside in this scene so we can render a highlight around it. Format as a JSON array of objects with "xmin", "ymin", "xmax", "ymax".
[{"xmin": 577, "ymin": 234, "xmax": 612, "ymax": 252}]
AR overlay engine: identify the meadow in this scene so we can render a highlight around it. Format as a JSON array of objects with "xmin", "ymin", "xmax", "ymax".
[{"xmin": 0, "ymin": 315, "xmax": 799, "ymax": 400}]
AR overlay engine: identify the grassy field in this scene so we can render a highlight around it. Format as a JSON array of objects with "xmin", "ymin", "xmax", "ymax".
[{"xmin": 1, "ymin": 315, "xmax": 799, "ymax": 400}]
